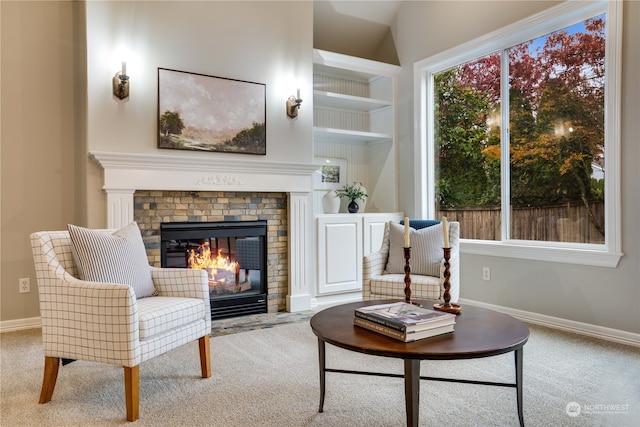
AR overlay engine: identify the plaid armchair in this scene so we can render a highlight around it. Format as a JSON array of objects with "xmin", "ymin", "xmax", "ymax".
[
  {"xmin": 30, "ymin": 229, "xmax": 212, "ymax": 422},
  {"xmin": 362, "ymin": 220, "xmax": 460, "ymax": 302}
]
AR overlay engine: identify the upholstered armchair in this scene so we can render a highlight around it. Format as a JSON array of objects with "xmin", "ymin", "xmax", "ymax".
[
  {"xmin": 30, "ymin": 224, "xmax": 212, "ymax": 422},
  {"xmin": 363, "ymin": 220, "xmax": 460, "ymax": 303}
]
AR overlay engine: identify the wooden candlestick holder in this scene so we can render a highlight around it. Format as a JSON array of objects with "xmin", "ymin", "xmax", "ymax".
[
  {"xmin": 434, "ymin": 247, "xmax": 462, "ymax": 314},
  {"xmin": 403, "ymin": 247, "xmax": 412, "ymax": 304}
]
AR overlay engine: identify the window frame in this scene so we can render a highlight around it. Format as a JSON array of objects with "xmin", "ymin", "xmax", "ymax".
[{"xmin": 413, "ymin": 0, "xmax": 622, "ymax": 267}]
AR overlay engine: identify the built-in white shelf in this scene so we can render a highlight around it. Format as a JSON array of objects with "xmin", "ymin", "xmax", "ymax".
[
  {"xmin": 313, "ymin": 90, "xmax": 392, "ymax": 112},
  {"xmin": 313, "ymin": 127, "xmax": 392, "ymax": 144},
  {"xmin": 312, "ymin": 48, "xmax": 400, "ymax": 216}
]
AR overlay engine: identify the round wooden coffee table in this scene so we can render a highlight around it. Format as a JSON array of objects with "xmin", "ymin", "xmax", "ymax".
[{"xmin": 310, "ymin": 300, "xmax": 530, "ymax": 427}]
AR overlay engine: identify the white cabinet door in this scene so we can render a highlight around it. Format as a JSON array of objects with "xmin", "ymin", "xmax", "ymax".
[
  {"xmin": 316, "ymin": 215, "xmax": 363, "ymax": 295},
  {"xmin": 363, "ymin": 213, "xmax": 403, "ymax": 255},
  {"xmin": 316, "ymin": 213, "xmax": 402, "ymax": 296}
]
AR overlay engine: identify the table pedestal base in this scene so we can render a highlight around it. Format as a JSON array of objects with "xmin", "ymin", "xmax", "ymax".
[{"xmin": 404, "ymin": 359, "xmax": 420, "ymax": 427}]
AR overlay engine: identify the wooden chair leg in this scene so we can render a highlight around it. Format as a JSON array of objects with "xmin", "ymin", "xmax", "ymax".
[
  {"xmin": 199, "ymin": 335, "xmax": 211, "ymax": 378},
  {"xmin": 124, "ymin": 365, "xmax": 139, "ymax": 422},
  {"xmin": 39, "ymin": 356, "xmax": 60, "ymax": 404}
]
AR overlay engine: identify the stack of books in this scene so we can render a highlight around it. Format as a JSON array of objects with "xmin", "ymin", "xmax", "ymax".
[{"xmin": 354, "ymin": 301, "xmax": 456, "ymax": 342}]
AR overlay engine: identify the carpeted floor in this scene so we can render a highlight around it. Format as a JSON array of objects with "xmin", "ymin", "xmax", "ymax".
[{"xmin": 1, "ymin": 315, "xmax": 639, "ymax": 426}]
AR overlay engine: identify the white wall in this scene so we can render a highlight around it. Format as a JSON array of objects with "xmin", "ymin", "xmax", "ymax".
[
  {"xmin": 393, "ymin": 1, "xmax": 640, "ymax": 334},
  {"xmin": 84, "ymin": 0, "xmax": 315, "ymax": 223}
]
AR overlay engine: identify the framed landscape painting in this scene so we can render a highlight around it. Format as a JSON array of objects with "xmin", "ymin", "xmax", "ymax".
[{"xmin": 158, "ymin": 68, "xmax": 266, "ymax": 155}]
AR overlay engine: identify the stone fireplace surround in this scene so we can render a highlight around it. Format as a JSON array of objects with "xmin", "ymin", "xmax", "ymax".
[
  {"xmin": 90, "ymin": 151, "xmax": 318, "ymax": 313},
  {"xmin": 135, "ymin": 190, "xmax": 285, "ymax": 314}
]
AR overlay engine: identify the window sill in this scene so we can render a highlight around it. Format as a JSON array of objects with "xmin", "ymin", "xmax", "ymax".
[{"xmin": 461, "ymin": 240, "xmax": 623, "ymax": 268}]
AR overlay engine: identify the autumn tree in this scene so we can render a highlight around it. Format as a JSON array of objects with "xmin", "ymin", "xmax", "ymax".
[
  {"xmin": 435, "ymin": 15, "xmax": 605, "ymax": 232},
  {"xmin": 510, "ymin": 16, "xmax": 605, "ymax": 238}
]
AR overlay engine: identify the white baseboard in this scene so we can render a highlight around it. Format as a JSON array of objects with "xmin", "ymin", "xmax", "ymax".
[
  {"xmin": 460, "ymin": 298, "xmax": 640, "ymax": 347},
  {"xmin": 286, "ymin": 292, "xmax": 313, "ymax": 312},
  {"xmin": 312, "ymin": 291, "xmax": 362, "ymax": 310},
  {"xmin": 0, "ymin": 317, "xmax": 41, "ymax": 333}
]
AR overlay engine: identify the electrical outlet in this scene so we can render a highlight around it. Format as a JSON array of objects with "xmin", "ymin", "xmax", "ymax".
[
  {"xmin": 19, "ymin": 278, "xmax": 31, "ymax": 293},
  {"xmin": 482, "ymin": 267, "xmax": 491, "ymax": 281}
]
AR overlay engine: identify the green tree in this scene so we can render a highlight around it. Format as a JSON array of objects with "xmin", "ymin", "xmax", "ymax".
[
  {"xmin": 434, "ymin": 68, "xmax": 496, "ymax": 207},
  {"xmin": 159, "ymin": 110, "xmax": 185, "ymax": 137},
  {"xmin": 227, "ymin": 122, "xmax": 266, "ymax": 154},
  {"xmin": 508, "ymin": 86, "xmax": 561, "ymax": 205}
]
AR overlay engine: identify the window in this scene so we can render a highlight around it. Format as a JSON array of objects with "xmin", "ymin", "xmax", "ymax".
[
  {"xmin": 434, "ymin": 52, "xmax": 502, "ymax": 239},
  {"xmin": 414, "ymin": 1, "xmax": 622, "ymax": 267}
]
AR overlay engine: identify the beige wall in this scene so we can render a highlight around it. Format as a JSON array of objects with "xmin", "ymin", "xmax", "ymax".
[
  {"xmin": 393, "ymin": 1, "xmax": 640, "ymax": 333},
  {"xmin": 1, "ymin": 0, "xmax": 85, "ymax": 321}
]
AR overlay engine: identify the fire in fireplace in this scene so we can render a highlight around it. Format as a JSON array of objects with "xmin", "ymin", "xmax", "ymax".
[{"xmin": 160, "ymin": 220, "xmax": 268, "ymax": 320}]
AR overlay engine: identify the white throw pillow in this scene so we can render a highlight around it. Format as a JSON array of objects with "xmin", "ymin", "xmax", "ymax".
[
  {"xmin": 68, "ymin": 222, "xmax": 156, "ymax": 298},
  {"xmin": 385, "ymin": 221, "xmax": 443, "ymax": 277}
]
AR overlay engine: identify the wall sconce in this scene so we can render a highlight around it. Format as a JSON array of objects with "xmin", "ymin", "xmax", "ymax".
[
  {"xmin": 112, "ymin": 61, "xmax": 130, "ymax": 100},
  {"xmin": 286, "ymin": 89, "xmax": 302, "ymax": 118}
]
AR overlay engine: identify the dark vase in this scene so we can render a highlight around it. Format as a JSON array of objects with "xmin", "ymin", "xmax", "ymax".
[{"xmin": 347, "ymin": 199, "xmax": 359, "ymax": 213}]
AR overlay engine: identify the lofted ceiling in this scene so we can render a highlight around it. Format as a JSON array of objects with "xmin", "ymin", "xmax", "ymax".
[{"xmin": 313, "ymin": 0, "xmax": 403, "ymax": 64}]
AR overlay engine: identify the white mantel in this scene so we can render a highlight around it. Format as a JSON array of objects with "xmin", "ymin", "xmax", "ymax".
[{"xmin": 90, "ymin": 150, "xmax": 319, "ymax": 312}]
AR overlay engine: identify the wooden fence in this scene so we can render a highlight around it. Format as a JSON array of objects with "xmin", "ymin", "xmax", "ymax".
[{"xmin": 436, "ymin": 201, "xmax": 605, "ymax": 244}]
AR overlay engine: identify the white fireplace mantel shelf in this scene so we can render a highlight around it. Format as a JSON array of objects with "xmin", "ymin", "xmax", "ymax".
[
  {"xmin": 90, "ymin": 150, "xmax": 316, "ymax": 313},
  {"xmin": 90, "ymin": 151, "xmax": 320, "ymax": 193}
]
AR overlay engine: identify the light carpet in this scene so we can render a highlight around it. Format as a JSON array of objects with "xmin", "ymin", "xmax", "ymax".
[{"xmin": 1, "ymin": 321, "xmax": 639, "ymax": 426}]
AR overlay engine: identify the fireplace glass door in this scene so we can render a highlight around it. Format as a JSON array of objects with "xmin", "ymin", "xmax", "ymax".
[{"xmin": 160, "ymin": 221, "xmax": 267, "ymax": 319}]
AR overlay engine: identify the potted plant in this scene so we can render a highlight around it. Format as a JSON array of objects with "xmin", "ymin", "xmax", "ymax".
[{"xmin": 336, "ymin": 183, "xmax": 368, "ymax": 213}]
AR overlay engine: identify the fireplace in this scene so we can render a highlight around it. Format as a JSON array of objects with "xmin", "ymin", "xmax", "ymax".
[
  {"xmin": 90, "ymin": 150, "xmax": 317, "ymax": 314},
  {"xmin": 160, "ymin": 220, "xmax": 268, "ymax": 320}
]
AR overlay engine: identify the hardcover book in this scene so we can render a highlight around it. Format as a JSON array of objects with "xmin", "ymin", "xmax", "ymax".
[
  {"xmin": 355, "ymin": 301, "xmax": 455, "ymax": 332},
  {"xmin": 354, "ymin": 316, "xmax": 455, "ymax": 342}
]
